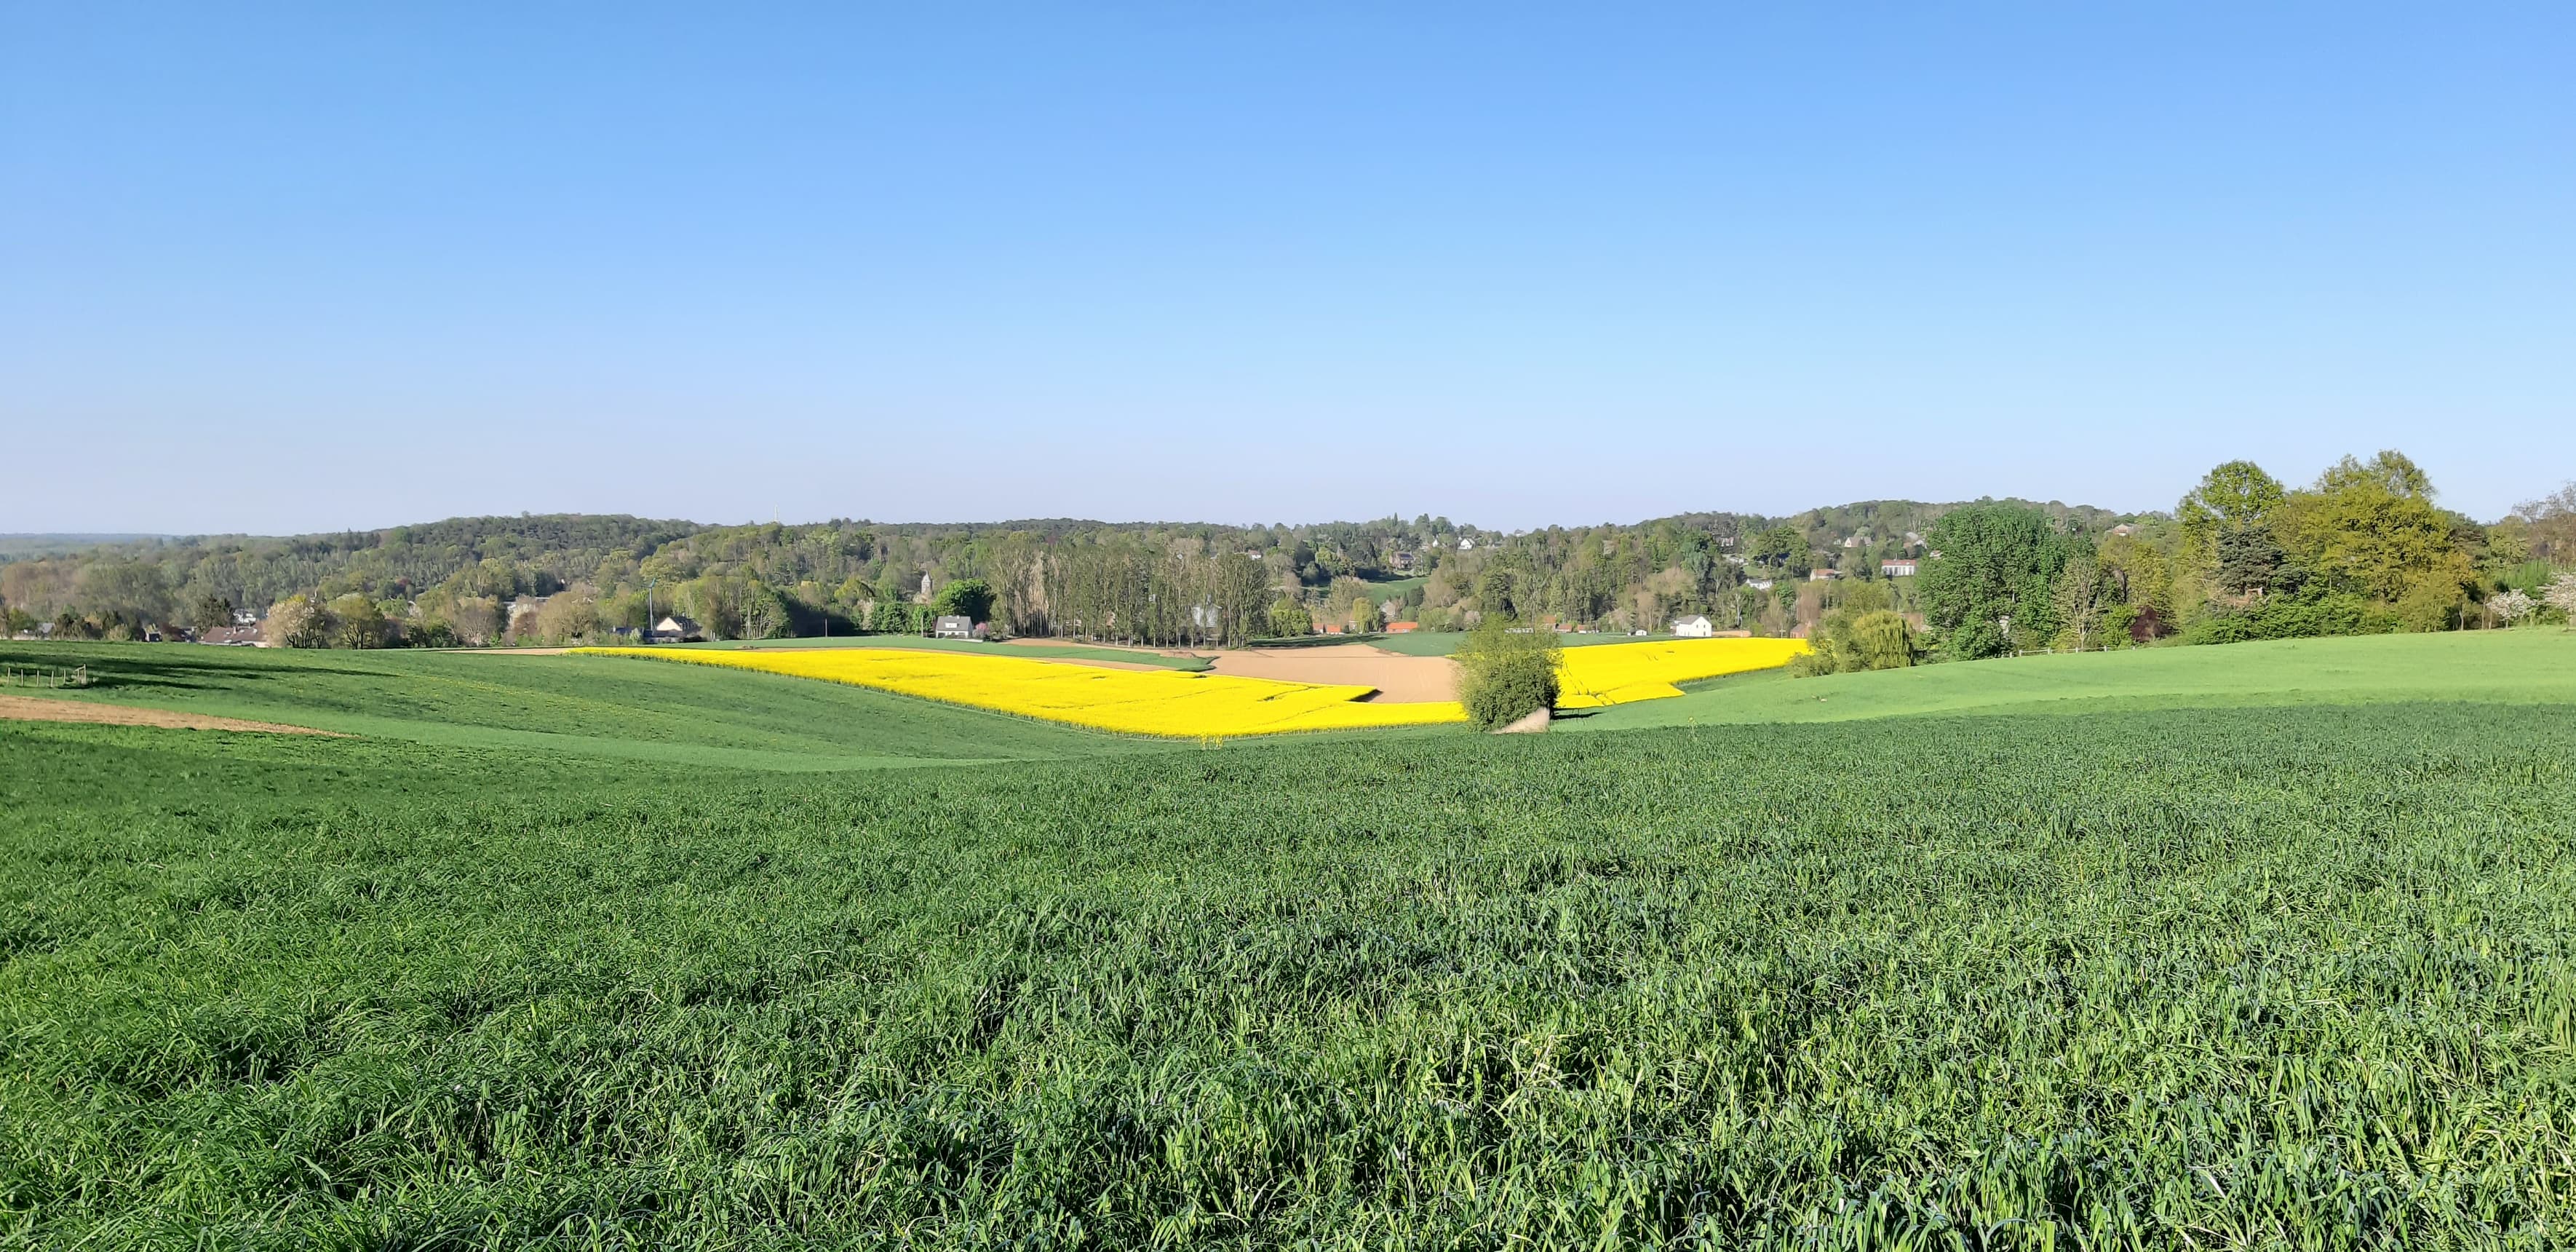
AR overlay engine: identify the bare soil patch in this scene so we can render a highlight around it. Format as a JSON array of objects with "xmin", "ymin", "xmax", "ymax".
[
  {"xmin": 1206, "ymin": 644, "xmax": 1459, "ymax": 703},
  {"xmin": 0, "ymin": 694, "xmax": 341, "ymax": 736}
]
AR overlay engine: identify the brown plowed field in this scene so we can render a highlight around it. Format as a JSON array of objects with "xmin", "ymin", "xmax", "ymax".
[
  {"xmin": 0, "ymin": 694, "xmax": 340, "ymax": 735},
  {"xmin": 1204, "ymin": 644, "xmax": 1458, "ymax": 704}
]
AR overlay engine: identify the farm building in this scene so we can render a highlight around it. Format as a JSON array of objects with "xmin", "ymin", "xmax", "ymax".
[
  {"xmin": 651, "ymin": 614, "xmax": 702, "ymax": 642},
  {"xmin": 1809, "ymin": 568, "xmax": 1842, "ymax": 582},
  {"xmin": 1880, "ymin": 558, "xmax": 1919, "ymax": 577},
  {"xmin": 1671, "ymin": 615, "xmax": 1714, "ymax": 638},
  {"xmin": 1385, "ymin": 622, "xmax": 1419, "ymax": 633},
  {"xmin": 934, "ymin": 615, "xmax": 974, "ymax": 639}
]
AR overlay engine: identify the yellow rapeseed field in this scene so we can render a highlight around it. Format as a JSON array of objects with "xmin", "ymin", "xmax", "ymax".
[
  {"xmin": 1554, "ymin": 636, "xmax": 1811, "ymax": 709},
  {"xmin": 571, "ymin": 646, "xmax": 1471, "ymax": 737},
  {"xmin": 573, "ymin": 635, "xmax": 1807, "ymax": 736}
]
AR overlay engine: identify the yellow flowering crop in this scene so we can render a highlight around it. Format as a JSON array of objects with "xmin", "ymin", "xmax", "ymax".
[
  {"xmin": 571, "ymin": 635, "xmax": 1807, "ymax": 737},
  {"xmin": 571, "ymin": 646, "xmax": 1470, "ymax": 737},
  {"xmin": 1554, "ymin": 637, "xmax": 1810, "ymax": 709}
]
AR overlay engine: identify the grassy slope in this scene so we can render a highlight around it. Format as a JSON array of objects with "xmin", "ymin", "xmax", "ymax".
[
  {"xmin": 0, "ymin": 642, "xmax": 1161, "ymax": 770},
  {"xmin": 5, "ymin": 704, "xmax": 2572, "ymax": 1244},
  {"xmin": 1568, "ymin": 628, "xmax": 2576, "ymax": 732}
]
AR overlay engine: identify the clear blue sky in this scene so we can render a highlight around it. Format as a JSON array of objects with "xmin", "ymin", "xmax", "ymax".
[{"xmin": 4, "ymin": 3, "xmax": 2569, "ymax": 534}]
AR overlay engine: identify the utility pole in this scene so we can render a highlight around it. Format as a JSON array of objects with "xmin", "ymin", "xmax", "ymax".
[{"xmin": 645, "ymin": 579, "xmax": 659, "ymax": 645}]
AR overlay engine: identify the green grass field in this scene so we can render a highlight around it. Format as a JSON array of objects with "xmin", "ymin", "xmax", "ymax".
[
  {"xmin": 6, "ymin": 632, "xmax": 2575, "ymax": 1245},
  {"xmin": 1571, "ymin": 628, "xmax": 2576, "ymax": 731},
  {"xmin": 0, "ymin": 643, "xmax": 1159, "ymax": 770}
]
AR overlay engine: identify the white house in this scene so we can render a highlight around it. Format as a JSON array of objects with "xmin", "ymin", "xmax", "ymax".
[
  {"xmin": 1880, "ymin": 558, "xmax": 1919, "ymax": 577},
  {"xmin": 1746, "ymin": 578, "xmax": 1774, "ymax": 591},
  {"xmin": 934, "ymin": 615, "xmax": 975, "ymax": 639},
  {"xmin": 1671, "ymin": 614, "xmax": 1714, "ymax": 638},
  {"xmin": 651, "ymin": 614, "xmax": 702, "ymax": 642}
]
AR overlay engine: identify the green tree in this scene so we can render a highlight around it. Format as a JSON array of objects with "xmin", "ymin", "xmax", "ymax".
[
  {"xmin": 2177, "ymin": 461, "xmax": 2287, "ymax": 568},
  {"xmin": 188, "ymin": 593, "xmax": 236, "ymax": 635},
  {"xmin": 328, "ymin": 593, "xmax": 387, "ymax": 649},
  {"xmin": 2273, "ymin": 451, "xmax": 2470, "ymax": 611},
  {"xmin": 1453, "ymin": 618, "xmax": 1562, "ymax": 729},
  {"xmin": 1917, "ymin": 502, "xmax": 2070, "ymax": 659},
  {"xmin": 2048, "ymin": 551, "xmax": 2124, "ymax": 649},
  {"xmin": 267, "ymin": 595, "xmax": 333, "ymax": 649},
  {"xmin": 931, "ymin": 577, "xmax": 995, "ymax": 622},
  {"xmin": 1797, "ymin": 583, "xmax": 1918, "ymax": 675},
  {"xmin": 533, "ymin": 590, "xmax": 604, "ymax": 643},
  {"xmin": 74, "ymin": 560, "xmax": 174, "ymax": 628},
  {"xmin": 1265, "ymin": 599, "xmax": 1311, "ymax": 638}
]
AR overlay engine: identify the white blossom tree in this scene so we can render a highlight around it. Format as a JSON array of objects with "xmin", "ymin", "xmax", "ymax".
[
  {"xmin": 2543, "ymin": 573, "xmax": 2576, "ymax": 628},
  {"xmin": 2489, "ymin": 589, "xmax": 2534, "ymax": 626}
]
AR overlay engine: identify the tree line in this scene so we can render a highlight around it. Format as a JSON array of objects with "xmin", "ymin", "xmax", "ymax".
[
  {"xmin": 4, "ymin": 459, "xmax": 2571, "ymax": 651},
  {"xmin": 1796, "ymin": 452, "xmax": 2576, "ymax": 675}
]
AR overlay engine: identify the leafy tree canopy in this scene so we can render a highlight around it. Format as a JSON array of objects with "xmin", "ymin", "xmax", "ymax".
[{"xmin": 1917, "ymin": 502, "xmax": 2072, "ymax": 659}]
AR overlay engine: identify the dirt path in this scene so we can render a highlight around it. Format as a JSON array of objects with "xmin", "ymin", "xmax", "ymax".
[
  {"xmin": 0, "ymin": 694, "xmax": 341, "ymax": 735},
  {"xmin": 1206, "ymin": 643, "xmax": 1460, "ymax": 703}
]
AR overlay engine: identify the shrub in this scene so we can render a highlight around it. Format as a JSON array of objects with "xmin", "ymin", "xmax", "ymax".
[
  {"xmin": 2180, "ymin": 587, "xmax": 2396, "ymax": 645},
  {"xmin": 1453, "ymin": 619, "xmax": 1560, "ymax": 728}
]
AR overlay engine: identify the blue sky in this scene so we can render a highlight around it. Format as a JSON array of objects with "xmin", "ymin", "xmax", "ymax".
[{"xmin": 4, "ymin": 3, "xmax": 2569, "ymax": 534}]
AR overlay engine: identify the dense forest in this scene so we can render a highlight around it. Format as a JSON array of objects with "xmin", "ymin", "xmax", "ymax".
[{"xmin": 6, "ymin": 453, "xmax": 2572, "ymax": 657}]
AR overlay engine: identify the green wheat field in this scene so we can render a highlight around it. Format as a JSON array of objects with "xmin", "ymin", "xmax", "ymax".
[{"xmin": 4, "ymin": 632, "xmax": 2574, "ymax": 1248}]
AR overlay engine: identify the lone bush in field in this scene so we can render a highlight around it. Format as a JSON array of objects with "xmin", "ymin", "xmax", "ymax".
[{"xmin": 1452, "ymin": 617, "xmax": 1560, "ymax": 727}]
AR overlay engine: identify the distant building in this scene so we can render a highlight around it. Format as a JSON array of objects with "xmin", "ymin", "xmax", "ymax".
[
  {"xmin": 1457, "ymin": 537, "xmax": 1475, "ymax": 550},
  {"xmin": 1880, "ymin": 558, "xmax": 1919, "ymax": 577},
  {"xmin": 1809, "ymin": 568, "xmax": 1842, "ymax": 581},
  {"xmin": 1841, "ymin": 534, "xmax": 1868, "ymax": 549},
  {"xmin": 1385, "ymin": 622, "xmax": 1419, "ymax": 633},
  {"xmin": 506, "ymin": 595, "xmax": 549, "ymax": 629},
  {"xmin": 196, "ymin": 625, "xmax": 265, "ymax": 646},
  {"xmin": 934, "ymin": 615, "xmax": 974, "ymax": 639},
  {"xmin": 1390, "ymin": 551, "xmax": 1416, "ymax": 571},
  {"xmin": 652, "ymin": 614, "xmax": 702, "ymax": 642},
  {"xmin": 2110, "ymin": 523, "xmax": 2139, "ymax": 537},
  {"xmin": 1671, "ymin": 614, "xmax": 1714, "ymax": 638},
  {"xmin": 1746, "ymin": 578, "xmax": 1775, "ymax": 591}
]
